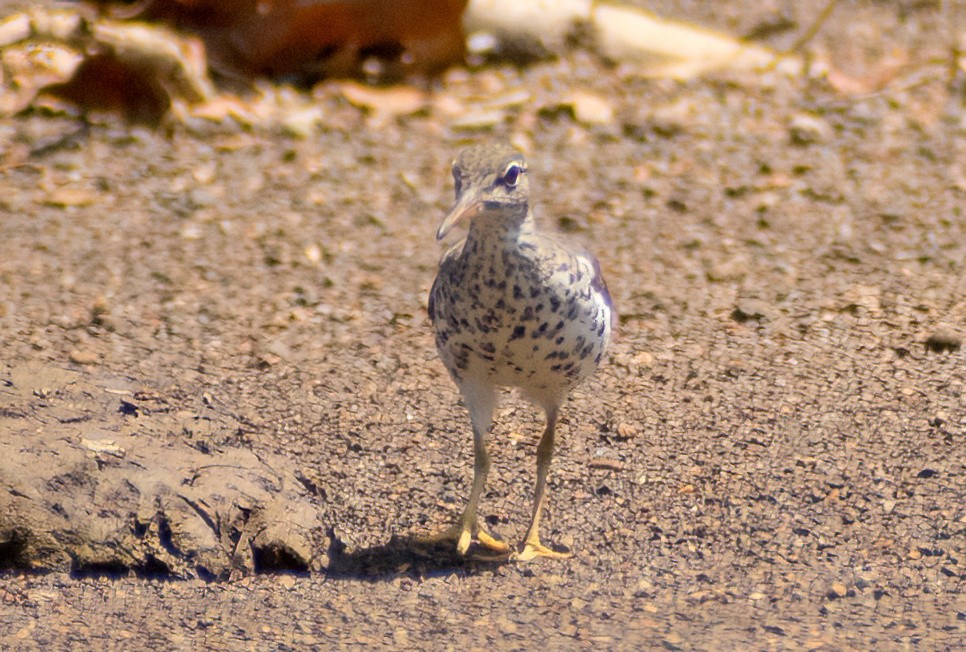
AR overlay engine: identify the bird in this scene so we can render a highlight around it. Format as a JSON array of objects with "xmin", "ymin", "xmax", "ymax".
[{"xmin": 428, "ymin": 143, "xmax": 614, "ymax": 560}]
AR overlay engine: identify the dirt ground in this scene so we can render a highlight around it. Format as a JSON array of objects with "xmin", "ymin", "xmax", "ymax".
[{"xmin": 1, "ymin": 0, "xmax": 965, "ymax": 648}]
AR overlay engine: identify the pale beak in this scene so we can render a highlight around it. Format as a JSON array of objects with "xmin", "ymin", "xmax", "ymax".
[{"xmin": 436, "ymin": 192, "xmax": 483, "ymax": 240}]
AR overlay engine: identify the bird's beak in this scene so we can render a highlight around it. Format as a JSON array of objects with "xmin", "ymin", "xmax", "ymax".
[{"xmin": 436, "ymin": 193, "xmax": 483, "ymax": 240}]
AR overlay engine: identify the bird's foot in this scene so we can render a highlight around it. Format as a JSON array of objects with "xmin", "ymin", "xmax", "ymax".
[
  {"xmin": 456, "ymin": 526, "xmax": 510, "ymax": 557},
  {"xmin": 477, "ymin": 529, "xmax": 511, "ymax": 554},
  {"xmin": 512, "ymin": 539, "xmax": 573, "ymax": 562}
]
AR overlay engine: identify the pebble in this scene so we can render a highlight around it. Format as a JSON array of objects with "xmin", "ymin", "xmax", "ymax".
[
  {"xmin": 450, "ymin": 109, "xmax": 505, "ymax": 130},
  {"xmin": 616, "ymin": 422, "xmax": 638, "ymax": 439},
  {"xmin": 563, "ymin": 91, "xmax": 615, "ymax": 126},
  {"xmin": 732, "ymin": 298, "xmax": 775, "ymax": 323},
  {"xmin": 68, "ymin": 349, "xmax": 98, "ymax": 365},
  {"xmin": 589, "ymin": 458, "xmax": 624, "ymax": 471},
  {"xmin": 789, "ymin": 113, "xmax": 832, "ymax": 145},
  {"xmin": 924, "ymin": 330, "xmax": 961, "ymax": 353}
]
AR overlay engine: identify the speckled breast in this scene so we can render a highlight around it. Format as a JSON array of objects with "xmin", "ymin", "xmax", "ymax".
[{"xmin": 430, "ymin": 238, "xmax": 613, "ymax": 398}]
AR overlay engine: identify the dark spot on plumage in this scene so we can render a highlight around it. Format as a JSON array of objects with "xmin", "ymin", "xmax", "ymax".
[
  {"xmin": 554, "ymin": 320, "xmax": 564, "ymax": 332},
  {"xmin": 529, "ymin": 286, "xmax": 541, "ymax": 298},
  {"xmin": 566, "ymin": 302, "xmax": 579, "ymax": 320},
  {"xmin": 580, "ymin": 343, "xmax": 595, "ymax": 359},
  {"xmin": 513, "ymin": 285, "xmax": 524, "ymax": 300},
  {"xmin": 597, "ymin": 321, "xmax": 606, "ymax": 337},
  {"xmin": 510, "ymin": 325, "xmax": 526, "ymax": 341},
  {"xmin": 481, "ymin": 342, "xmax": 496, "ymax": 354},
  {"xmin": 555, "ymin": 336, "xmax": 564, "ymax": 345},
  {"xmin": 520, "ymin": 241, "xmax": 537, "ymax": 251},
  {"xmin": 595, "ymin": 352, "xmax": 603, "ymax": 364},
  {"xmin": 535, "ymin": 303, "xmax": 545, "ymax": 312},
  {"xmin": 495, "ymin": 298, "xmax": 506, "ymax": 310},
  {"xmin": 550, "ymin": 363, "xmax": 562, "ymax": 372},
  {"xmin": 556, "ymin": 263, "xmax": 568, "ymax": 272},
  {"xmin": 549, "ymin": 296, "xmax": 561, "ymax": 313}
]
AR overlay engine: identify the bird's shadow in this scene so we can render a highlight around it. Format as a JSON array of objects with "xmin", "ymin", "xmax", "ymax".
[{"xmin": 324, "ymin": 529, "xmax": 511, "ymax": 580}]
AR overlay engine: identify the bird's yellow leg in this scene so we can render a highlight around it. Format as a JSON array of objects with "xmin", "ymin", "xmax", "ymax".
[
  {"xmin": 457, "ymin": 432, "xmax": 510, "ymax": 554},
  {"xmin": 455, "ymin": 386, "xmax": 509, "ymax": 556},
  {"xmin": 514, "ymin": 408, "xmax": 573, "ymax": 561}
]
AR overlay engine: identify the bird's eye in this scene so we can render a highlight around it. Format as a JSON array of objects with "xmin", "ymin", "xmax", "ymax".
[
  {"xmin": 501, "ymin": 164, "xmax": 524, "ymax": 188},
  {"xmin": 452, "ymin": 167, "xmax": 462, "ymax": 194}
]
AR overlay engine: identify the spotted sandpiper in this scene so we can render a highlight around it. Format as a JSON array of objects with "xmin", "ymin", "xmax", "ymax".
[{"xmin": 429, "ymin": 143, "xmax": 614, "ymax": 560}]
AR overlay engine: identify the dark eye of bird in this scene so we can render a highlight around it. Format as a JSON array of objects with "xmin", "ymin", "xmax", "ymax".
[
  {"xmin": 501, "ymin": 164, "xmax": 523, "ymax": 188},
  {"xmin": 453, "ymin": 167, "xmax": 462, "ymax": 194}
]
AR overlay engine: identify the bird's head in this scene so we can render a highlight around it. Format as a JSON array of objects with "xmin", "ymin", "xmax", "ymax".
[{"xmin": 436, "ymin": 144, "xmax": 530, "ymax": 240}]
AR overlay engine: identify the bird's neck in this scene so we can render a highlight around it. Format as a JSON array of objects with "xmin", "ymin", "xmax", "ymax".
[{"xmin": 466, "ymin": 206, "xmax": 536, "ymax": 251}]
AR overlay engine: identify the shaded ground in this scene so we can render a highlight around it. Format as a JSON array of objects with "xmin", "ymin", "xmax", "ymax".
[{"xmin": 1, "ymin": 0, "xmax": 965, "ymax": 648}]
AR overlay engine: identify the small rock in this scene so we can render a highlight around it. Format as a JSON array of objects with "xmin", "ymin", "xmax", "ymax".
[
  {"xmin": 563, "ymin": 91, "xmax": 615, "ymax": 126},
  {"xmin": 732, "ymin": 298, "xmax": 775, "ymax": 323},
  {"xmin": 924, "ymin": 330, "xmax": 961, "ymax": 353},
  {"xmin": 0, "ymin": 13, "xmax": 31, "ymax": 47},
  {"xmin": 789, "ymin": 113, "xmax": 831, "ymax": 145},
  {"xmin": 188, "ymin": 187, "xmax": 217, "ymax": 208},
  {"xmin": 589, "ymin": 458, "xmax": 624, "ymax": 471},
  {"xmin": 304, "ymin": 243, "xmax": 322, "ymax": 265},
  {"xmin": 69, "ymin": 349, "xmax": 99, "ymax": 365},
  {"xmin": 828, "ymin": 582, "xmax": 847, "ymax": 598},
  {"xmin": 616, "ymin": 422, "xmax": 639, "ymax": 439},
  {"xmin": 281, "ymin": 106, "xmax": 324, "ymax": 138},
  {"xmin": 46, "ymin": 188, "xmax": 98, "ymax": 208},
  {"xmin": 648, "ymin": 100, "xmax": 692, "ymax": 137},
  {"xmin": 450, "ymin": 109, "xmax": 505, "ymax": 130},
  {"xmin": 663, "ymin": 632, "xmax": 684, "ymax": 650}
]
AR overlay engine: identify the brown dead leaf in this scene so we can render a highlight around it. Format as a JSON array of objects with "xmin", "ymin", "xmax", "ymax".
[{"xmin": 339, "ymin": 82, "xmax": 427, "ymax": 118}]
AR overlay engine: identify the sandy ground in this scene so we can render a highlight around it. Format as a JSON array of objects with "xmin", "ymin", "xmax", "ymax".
[{"xmin": 1, "ymin": 0, "xmax": 965, "ymax": 648}]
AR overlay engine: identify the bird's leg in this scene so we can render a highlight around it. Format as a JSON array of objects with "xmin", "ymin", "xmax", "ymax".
[
  {"xmin": 456, "ymin": 385, "xmax": 509, "ymax": 556},
  {"xmin": 516, "ymin": 407, "xmax": 572, "ymax": 561}
]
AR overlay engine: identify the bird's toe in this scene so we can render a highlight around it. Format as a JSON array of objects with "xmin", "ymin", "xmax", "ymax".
[{"xmin": 512, "ymin": 540, "xmax": 573, "ymax": 562}]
